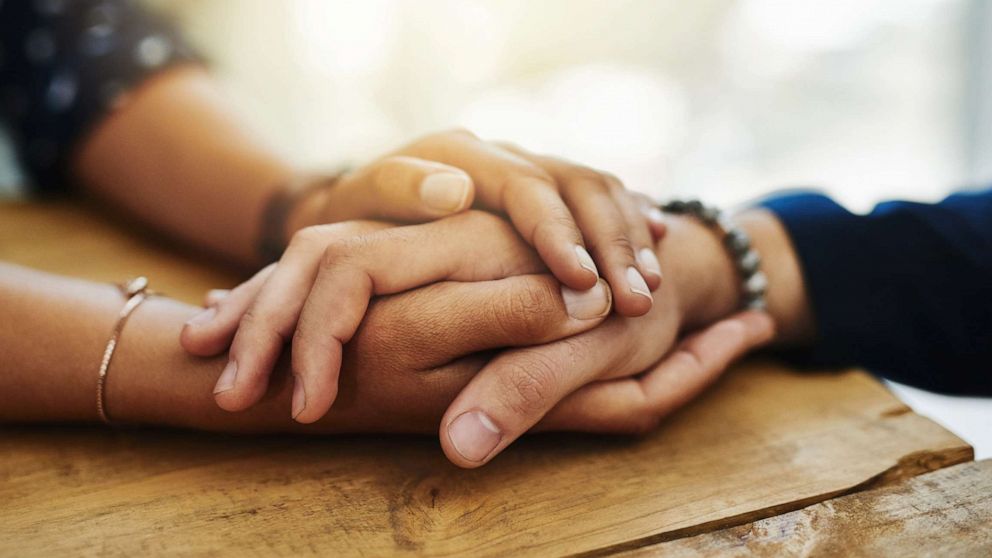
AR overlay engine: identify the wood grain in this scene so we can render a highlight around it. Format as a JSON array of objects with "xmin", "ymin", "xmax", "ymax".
[
  {"xmin": 625, "ymin": 459, "xmax": 992, "ymax": 557},
  {"xmin": 0, "ymin": 201, "xmax": 976, "ymax": 556},
  {"xmin": 0, "ymin": 367, "xmax": 972, "ymax": 557}
]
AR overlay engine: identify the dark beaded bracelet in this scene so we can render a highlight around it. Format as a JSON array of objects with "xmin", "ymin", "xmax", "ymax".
[
  {"xmin": 660, "ymin": 199, "xmax": 768, "ymax": 311},
  {"xmin": 256, "ymin": 172, "xmax": 347, "ymax": 264}
]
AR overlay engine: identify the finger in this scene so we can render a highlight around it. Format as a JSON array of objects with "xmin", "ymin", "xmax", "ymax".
[
  {"xmin": 203, "ymin": 289, "xmax": 230, "ymax": 308},
  {"xmin": 539, "ymin": 311, "xmax": 776, "ymax": 434},
  {"xmin": 289, "ymin": 212, "xmax": 560, "ymax": 424},
  {"xmin": 400, "ymin": 130, "xmax": 599, "ymax": 291},
  {"xmin": 559, "ymin": 172, "xmax": 653, "ymax": 316},
  {"xmin": 498, "ymin": 144, "xmax": 653, "ymax": 315},
  {"xmin": 438, "ymin": 311, "xmax": 672, "ymax": 468},
  {"xmin": 354, "ymin": 274, "xmax": 613, "ymax": 371},
  {"xmin": 214, "ymin": 222, "xmax": 389, "ymax": 413},
  {"xmin": 634, "ymin": 194, "xmax": 667, "ymax": 240},
  {"xmin": 323, "ymin": 156, "xmax": 476, "ymax": 223},
  {"xmin": 180, "ymin": 267, "xmax": 274, "ymax": 357},
  {"xmin": 332, "ymin": 275, "xmax": 614, "ymax": 432},
  {"xmin": 607, "ymin": 178, "xmax": 662, "ymax": 290}
]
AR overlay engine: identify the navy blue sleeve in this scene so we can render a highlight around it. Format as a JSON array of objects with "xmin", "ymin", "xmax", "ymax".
[
  {"xmin": 759, "ymin": 189, "xmax": 992, "ymax": 395},
  {"xmin": 0, "ymin": 0, "xmax": 200, "ymax": 193}
]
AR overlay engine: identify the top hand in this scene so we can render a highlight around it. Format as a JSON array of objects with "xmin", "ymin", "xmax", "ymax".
[{"xmin": 290, "ymin": 129, "xmax": 667, "ymax": 315}]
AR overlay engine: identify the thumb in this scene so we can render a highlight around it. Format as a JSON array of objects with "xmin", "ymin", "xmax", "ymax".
[
  {"xmin": 323, "ymin": 155, "xmax": 475, "ymax": 223},
  {"xmin": 537, "ymin": 311, "xmax": 776, "ymax": 435}
]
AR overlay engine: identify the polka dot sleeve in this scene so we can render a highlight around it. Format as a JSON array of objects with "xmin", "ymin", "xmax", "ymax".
[{"xmin": 0, "ymin": 0, "xmax": 202, "ymax": 193}]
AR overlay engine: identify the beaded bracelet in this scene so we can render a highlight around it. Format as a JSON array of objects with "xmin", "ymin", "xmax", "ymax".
[
  {"xmin": 660, "ymin": 199, "xmax": 768, "ymax": 311},
  {"xmin": 257, "ymin": 171, "xmax": 349, "ymax": 264}
]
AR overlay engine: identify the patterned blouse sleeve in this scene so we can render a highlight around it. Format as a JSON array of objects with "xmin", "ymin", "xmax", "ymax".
[{"xmin": 0, "ymin": 0, "xmax": 201, "ymax": 193}]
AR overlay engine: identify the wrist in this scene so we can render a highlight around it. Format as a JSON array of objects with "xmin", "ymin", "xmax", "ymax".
[
  {"xmin": 110, "ymin": 297, "xmax": 337, "ymax": 433},
  {"xmin": 257, "ymin": 174, "xmax": 337, "ymax": 264},
  {"xmin": 283, "ymin": 177, "xmax": 336, "ymax": 238},
  {"xmin": 735, "ymin": 209, "xmax": 814, "ymax": 346},
  {"xmin": 659, "ymin": 215, "xmax": 740, "ymax": 332},
  {"xmin": 657, "ymin": 208, "xmax": 813, "ymax": 346}
]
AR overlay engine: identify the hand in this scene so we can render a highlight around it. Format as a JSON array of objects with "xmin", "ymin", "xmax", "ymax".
[
  {"xmin": 182, "ymin": 132, "xmax": 664, "ymax": 422},
  {"xmin": 181, "ymin": 211, "xmax": 776, "ymax": 468},
  {"xmin": 435, "ymin": 214, "xmax": 777, "ymax": 467},
  {"xmin": 159, "ymin": 274, "xmax": 768, "ymax": 441},
  {"xmin": 292, "ymin": 129, "xmax": 667, "ymax": 316},
  {"xmin": 328, "ymin": 287, "xmax": 771, "ymax": 437},
  {"xmin": 181, "ymin": 211, "xmax": 616, "ymax": 423},
  {"xmin": 118, "ymin": 272, "xmax": 611, "ymax": 434}
]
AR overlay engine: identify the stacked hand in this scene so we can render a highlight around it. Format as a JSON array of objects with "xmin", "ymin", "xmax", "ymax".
[{"xmin": 180, "ymin": 130, "xmax": 775, "ymax": 468}]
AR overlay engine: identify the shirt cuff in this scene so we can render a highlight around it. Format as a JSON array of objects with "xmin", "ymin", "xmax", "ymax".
[{"xmin": 757, "ymin": 191, "xmax": 882, "ymax": 370}]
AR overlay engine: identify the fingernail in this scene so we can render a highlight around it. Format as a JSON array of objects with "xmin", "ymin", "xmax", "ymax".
[
  {"xmin": 642, "ymin": 206, "xmax": 665, "ymax": 225},
  {"xmin": 637, "ymin": 248, "xmax": 663, "ymax": 281},
  {"xmin": 206, "ymin": 289, "xmax": 230, "ymax": 305},
  {"xmin": 420, "ymin": 172, "xmax": 471, "ymax": 212},
  {"xmin": 291, "ymin": 376, "xmax": 307, "ymax": 420},
  {"xmin": 562, "ymin": 281, "xmax": 611, "ymax": 320},
  {"xmin": 626, "ymin": 266, "xmax": 651, "ymax": 298},
  {"xmin": 213, "ymin": 361, "xmax": 238, "ymax": 394},
  {"xmin": 574, "ymin": 245, "xmax": 598, "ymax": 276},
  {"xmin": 185, "ymin": 306, "xmax": 216, "ymax": 327},
  {"xmin": 448, "ymin": 411, "xmax": 502, "ymax": 463}
]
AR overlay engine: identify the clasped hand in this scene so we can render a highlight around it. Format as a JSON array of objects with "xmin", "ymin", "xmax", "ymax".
[{"xmin": 180, "ymin": 129, "xmax": 773, "ymax": 468}]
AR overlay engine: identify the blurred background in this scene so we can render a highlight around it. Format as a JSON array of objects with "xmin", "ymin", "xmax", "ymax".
[
  {"xmin": 149, "ymin": 0, "xmax": 992, "ymax": 211},
  {"xmin": 1, "ymin": 0, "xmax": 988, "ymax": 453},
  {"xmin": 4, "ymin": 0, "xmax": 992, "ymax": 208}
]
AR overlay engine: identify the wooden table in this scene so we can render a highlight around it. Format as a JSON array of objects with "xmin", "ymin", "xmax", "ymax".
[{"xmin": 0, "ymin": 201, "xmax": 987, "ymax": 556}]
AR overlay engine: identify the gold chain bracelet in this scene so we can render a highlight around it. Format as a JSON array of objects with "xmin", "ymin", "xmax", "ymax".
[{"xmin": 96, "ymin": 276, "xmax": 154, "ymax": 425}]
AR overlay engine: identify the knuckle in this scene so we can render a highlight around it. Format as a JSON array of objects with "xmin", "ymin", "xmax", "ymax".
[
  {"xmin": 370, "ymin": 155, "xmax": 414, "ymax": 190},
  {"xmin": 321, "ymin": 240, "xmax": 348, "ymax": 266},
  {"xmin": 503, "ymin": 171, "xmax": 558, "ymax": 197},
  {"xmin": 492, "ymin": 280, "xmax": 558, "ymax": 339},
  {"xmin": 609, "ymin": 233, "xmax": 635, "ymax": 254},
  {"xmin": 288, "ymin": 225, "xmax": 327, "ymax": 251},
  {"xmin": 320, "ymin": 236, "xmax": 365, "ymax": 268},
  {"xmin": 532, "ymin": 211, "xmax": 580, "ymax": 244},
  {"xmin": 588, "ymin": 226, "xmax": 634, "ymax": 257},
  {"xmin": 238, "ymin": 307, "xmax": 288, "ymax": 344},
  {"xmin": 238, "ymin": 306, "xmax": 263, "ymax": 330},
  {"xmin": 368, "ymin": 158, "xmax": 394, "ymax": 188},
  {"xmin": 498, "ymin": 353, "xmax": 560, "ymax": 415},
  {"xmin": 289, "ymin": 222, "xmax": 367, "ymax": 253},
  {"xmin": 570, "ymin": 166, "xmax": 610, "ymax": 188},
  {"xmin": 601, "ymin": 172, "xmax": 625, "ymax": 190},
  {"xmin": 547, "ymin": 210, "xmax": 577, "ymax": 231}
]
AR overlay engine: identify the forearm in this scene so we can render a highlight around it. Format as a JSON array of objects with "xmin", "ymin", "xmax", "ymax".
[
  {"xmin": 0, "ymin": 263, "xmax": 459, "ymax": 432},
  {"xmin": 0, "ymin": 263, "xmax": 121, "ymax": 422},
  {"xmin": 72, "ymin": 67, "xmax": 296, "ymax": 267},
  {"xmin": 0, "ymin": 263, "xmax": 282, "ymax": 427}
]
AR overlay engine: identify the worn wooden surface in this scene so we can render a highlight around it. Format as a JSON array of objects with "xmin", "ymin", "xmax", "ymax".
[
  {"xmin": 0, "ymin": 200, "xmax": 241, "ymax": 303},
  {"xmin": 626, "ymin": 459, "xmax": 992, "ymax": 557},
  {"xmin": 0, "ymin": 201, "xmax": 977, "ymax": 556}
]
